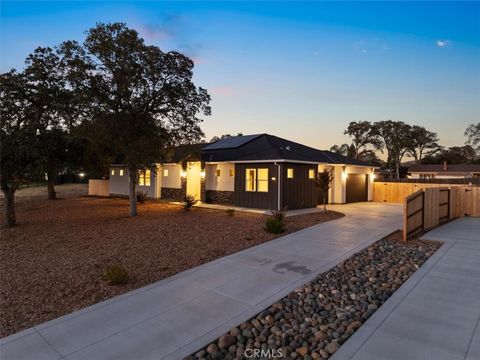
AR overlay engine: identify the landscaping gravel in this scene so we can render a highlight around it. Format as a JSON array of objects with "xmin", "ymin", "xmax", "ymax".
[
  {"xmin": 0, "ymin": 196, "xmax": 342, "ymax": 337},
  {"xmin": 187, "ymin": 232, "xmax": 441, "ymax": 360}
]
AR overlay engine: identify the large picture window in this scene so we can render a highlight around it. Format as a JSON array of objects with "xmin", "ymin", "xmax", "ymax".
[
  {"xmin": 138, "ymin": 169, "xmax": 151, "ymax": 186},
  {"xmin": 245, "ymin": 168, "xmax": 268, "ymax": 192}
]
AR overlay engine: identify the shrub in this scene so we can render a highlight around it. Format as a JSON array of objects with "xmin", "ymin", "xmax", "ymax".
[
  {"xmin": 183, "ymin": 194, "xmax": 198, "ymax": 211},
  {"xmin": 225, "ymin": 208, "xmax": 236, "ymax": 217},
  {"xmin": 264, "ymin": 217, "xmax": 285, "ymax": 234},
  {"xmin": 103, "ymin": 264, "xmax": 129, "ymax": 285},
  {"xmin": 136, "ymin": 190, "xmax": 148, "ymax": 204},
  {"xmin": 271, "ymin": 206, "xmax": 288, "ymax": 221}
]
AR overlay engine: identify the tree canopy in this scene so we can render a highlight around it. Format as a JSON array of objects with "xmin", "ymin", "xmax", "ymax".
[{"xmin": 60, "ymin": 23, "xmax": 211, "ymax": 216}]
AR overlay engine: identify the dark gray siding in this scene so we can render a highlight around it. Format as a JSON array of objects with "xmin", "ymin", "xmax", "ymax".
[
  {"xmin": 281, "ymin": 163, "xmax": 318, "ymax": 210},
  {"xmin": 234, "ymin": 163, "xmax": 278, "ymax": 210}
]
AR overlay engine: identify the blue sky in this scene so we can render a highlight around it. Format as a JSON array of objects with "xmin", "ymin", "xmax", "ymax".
[{"xmin": 1, "ymin": 1, "xmax": 479, "ymax": 151}]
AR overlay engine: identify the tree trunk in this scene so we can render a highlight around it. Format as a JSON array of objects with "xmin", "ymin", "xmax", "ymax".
[
  {"xmin": 47, "ymin": 171, "xmax": 57, "ymax": 200},
  {"xmin": 2, "ymin": 187, "xmax": 16, "ymax": 228},
  {"xmin": 128, "ymin": 168, "xmax": 137, "ymax": 217},
  {"xmin": 323, "ymin": 191, "xmax": 327, "ymax": 213}
]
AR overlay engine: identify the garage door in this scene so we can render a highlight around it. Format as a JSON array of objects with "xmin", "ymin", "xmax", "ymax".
[{"xmin": 346, "ymin": 174, "xmax": 367, "ymax": 203}]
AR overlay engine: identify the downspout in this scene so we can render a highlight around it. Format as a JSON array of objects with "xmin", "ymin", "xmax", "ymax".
[{"xmin": 275, "ymin": 162, "xmax": 281, "ymax": 211}]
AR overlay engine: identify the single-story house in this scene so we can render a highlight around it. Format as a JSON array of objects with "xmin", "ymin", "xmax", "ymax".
[
  {"xmin": 408, "ymin": 163, "xmax": 480, "ymax": 179},
  {"xmin": 109, "ymin": 134, "xmax": 378, "ymax": 210}
]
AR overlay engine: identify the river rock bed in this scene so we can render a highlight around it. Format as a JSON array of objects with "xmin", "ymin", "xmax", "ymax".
[{"xmin": 187, "ymin": 232, "xmax": 441, "ymax": 360}]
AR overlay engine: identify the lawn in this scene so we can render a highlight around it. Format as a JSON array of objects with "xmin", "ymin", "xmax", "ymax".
[{"xmin": 0, "ymin": 196, "xmax": 343, "ymax": 337}]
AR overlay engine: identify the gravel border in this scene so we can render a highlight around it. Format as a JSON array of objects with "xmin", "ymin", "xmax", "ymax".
[{"xmin": 187, "ymin": 232, "xmax": 441, "ymax": 360}]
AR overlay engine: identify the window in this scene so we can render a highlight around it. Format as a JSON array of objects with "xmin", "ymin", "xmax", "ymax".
[
  {"xmin": 308, "ymin": 169, "xmax": 315, "ymax": 179},
  {"xmin": 257, "ymin": 168, "xmax": 269, "ymax": 192},
  {"xmin": 163, "ymin": 169, "xmax": 169, "ymax": 177},
  {"xmin": 246, "ymin": 168, "xmax": 256, "ymax": 191},
  {"xmin": 138, "ymin": 169, "xmax": 151, "ymax": 186},
  {"xmin": 229, "ymin": 169, "xmax": 234, "ymax": 177},
  {"xmin": 287, "ymin": 168, "xmax": 294, "ymax": 178},
  {"xmin": 216, "ymin": 169, "xmax": 221, "ymax": 177},
  {"xmin": 111, "ymin": 169, "xmax": 115, "ymax": 176},
  {"xmin": 245, "ymin": 168, "xmax": 268, "ymax": 192},
  {"xmin": 119, "ymin": 169, "xmax": 124, "ymax": 176}
]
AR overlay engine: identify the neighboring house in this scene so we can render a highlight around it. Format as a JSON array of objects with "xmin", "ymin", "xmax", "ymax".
[
  {"xmin": 408, "ymin": 163, "xmax": 480, "ymax": 179},
  {"xmin": 109, "ymin": 134, "xmax": 377, "ymax": 210}
]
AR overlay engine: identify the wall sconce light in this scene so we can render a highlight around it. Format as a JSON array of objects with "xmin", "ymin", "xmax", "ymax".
[
  {"xmin": 79, "ymin": 172, "xmax": 85, "ymax": 178},
  {"xmin": 371, "ymin": 173, "xmax": 376, "ymax": 180},
  {"xmin": 181, "ymin": 171, "xmax": 187, "ymax": 178},
  {"xmin": 342, "ymin": 172, "xmax": 348, "ymax": 180},
  {"xmin": 271, "ymin": 177, "xmax": 276, "ymax": 181},
  {"xmin": 200, "ymin": 171, "xmax": 206, "ymax": 178}
]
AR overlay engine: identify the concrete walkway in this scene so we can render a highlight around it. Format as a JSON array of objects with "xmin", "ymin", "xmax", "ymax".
[
  {"xmin": 332, "ymin": 217, "xmax": 480, "ymax": 360},
  {"xmin": 0, "ymin": 202, "xmax": 402, "ymax": 360}
]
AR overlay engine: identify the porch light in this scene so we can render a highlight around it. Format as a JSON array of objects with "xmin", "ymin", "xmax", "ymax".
[
  {"xmin": 79, "ymin": 172, "xmax": 85, "ymax": 178},
  {"xmin": 371, "ymin": 173, "xmax": 376, "ymax": 180},
  {"xmin": 342, "ymin": 172, "xmax": 348, "ymax": 180},
  {"xmin": 271, "ymin": 177, "xmax": 276, "ymax": 181},
  {"xmin": 200, "ymin": 171, "xmax": 206, "ymax": 178},
  {"xmin": 181, "ymin": 171, "xmax": 187, "ymax": 178}
]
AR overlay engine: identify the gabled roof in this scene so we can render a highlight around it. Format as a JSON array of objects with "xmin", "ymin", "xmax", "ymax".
[
  {"xmin": 409, "ymin": 164, "xmax": 480, "ymax": 173},
  {"xmin": 202, "ymin": 134, "xmax": 372, "ymax": 166},
  {"xmin": 168, "ymin": 143, "xmax": 206, "ymax": 163}
]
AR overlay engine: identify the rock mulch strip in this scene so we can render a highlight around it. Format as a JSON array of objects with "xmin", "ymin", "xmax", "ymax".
[
  {"xmin": 0, "ymin": 197, "xmax": 342, "ymax": 337},
  {"xmin": 188, "ymin": 232, "xmax": 441, "ymax": 360}
]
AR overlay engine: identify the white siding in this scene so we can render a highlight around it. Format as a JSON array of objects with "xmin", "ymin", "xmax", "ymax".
[
  {"xmin": 205, "ymin": 163, "xmax": 235, "ymax": 191},
  {"xmin": 160, "ymin": 164, "xmax": 182, "ymax": 188},
  {"xmin": 109, "ymin": 165, "xmax": 160, "ymax": 198}
]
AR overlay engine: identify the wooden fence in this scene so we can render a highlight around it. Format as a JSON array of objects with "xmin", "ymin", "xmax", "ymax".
[
  {"xmin": 403, "ymin": 186, "xmax": 480, "ymax": 241},
  {"xmin": 88, "ymin": 179, "xmax": 109, "ymax": 197},
  {"xmin": 373, "ymin": 181, "xmax": 476, "ymax": 204}
]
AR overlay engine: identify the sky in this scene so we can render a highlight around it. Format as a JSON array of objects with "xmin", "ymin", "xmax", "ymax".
[{"xmin": 1, "ymin": 1, "xmax": 479, "ymax": 152}]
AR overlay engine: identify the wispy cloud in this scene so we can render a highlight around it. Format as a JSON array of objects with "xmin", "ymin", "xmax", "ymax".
[
  {"xmin": 353, "ymin": 38, "xmax": 388, "ymax": 55},
  {"xmin": 436, "ymin": 40, "xmax": 450, "ymax": 48},
  {"xmin": 211, "ymin": 85, "xmax": 236, "ymax": 97}
]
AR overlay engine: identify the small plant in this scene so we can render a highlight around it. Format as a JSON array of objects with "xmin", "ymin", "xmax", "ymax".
[
  {"xmin": 225, "ymin": 208, "xmax": 236, "ymax": 217},
  {"xmin": 136, "ymin": 190, "xmax": 148, "ymax": 204},
  {"xmin": 271, "ymin": 206, "xmax": 288, "ymax": 221},
  {"xmin": 103, "ymin": 264, "xmax": 129, "ymax": 285},
  {"xmin": 183, "ymin": 194, "xmax": 198, "ymax": 211},
  {"xmin": 264, "ymin": 217, "xmax": 286, "ymax": 234}
]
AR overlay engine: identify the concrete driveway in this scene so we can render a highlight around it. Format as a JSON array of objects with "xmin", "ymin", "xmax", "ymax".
[
  {"xmin": 332, "ymin": 217, "xmax": 480, "ymax": 360},
  {"xmin": 0, "ymin": 202, "xmax": 402, "ymax": 360}
]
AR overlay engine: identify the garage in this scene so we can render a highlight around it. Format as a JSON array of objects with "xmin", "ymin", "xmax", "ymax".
[{"xmin": 346, "ymin": 174, "xmax": 368, "ymax": 203}]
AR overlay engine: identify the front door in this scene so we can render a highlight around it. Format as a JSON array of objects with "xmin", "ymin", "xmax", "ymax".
[{"xmin": 186, "ymin": 162, "xmax": 201, "ymax": 200}]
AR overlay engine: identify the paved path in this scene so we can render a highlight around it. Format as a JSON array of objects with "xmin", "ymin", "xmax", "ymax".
[
  {"xmin": 0, "ymin": 202, "xmax": 401, "ymax": 360},
  {"xmin": 332, "ymin": 217, "xmax": 480, "ymax": 360}
]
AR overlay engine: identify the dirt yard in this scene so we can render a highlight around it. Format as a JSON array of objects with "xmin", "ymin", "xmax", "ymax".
[{"xmin": 0, "ymin": 196, "xmax": 343, "ymax": 337}]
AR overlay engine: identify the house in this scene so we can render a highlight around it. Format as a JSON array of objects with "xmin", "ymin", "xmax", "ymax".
[
  {"xmin": 109, "ymin": 134, "xmax": 378, "ymax": 210},
  {"xmin": 408, "ymin": 162, "xmax": 480, "ymax": 179}
]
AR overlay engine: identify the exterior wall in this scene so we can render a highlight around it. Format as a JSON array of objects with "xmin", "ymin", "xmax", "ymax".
[
  {"xmin": 160, "ymin": 187, "xmax": 184, "ymax": 200},
  {"xmin": 109, "ymin": 166, "xmax": 159, "ymax": 198},
  {"xmin": 330, "ymin": 165, "xmax": 346, "ymax": 204},
  {"xmin": 109, "ymin": 166, "xmax": 129, "ymax": 196},
  {"xmin": 160, "ymin": 164, "xmax": 182, "ymax": 189},
  {"xmin": 205, "ymin": 190, "xmax": 235, "ymax": 204},
  {"xmin": 234, "ymin": 163, "xmax": 279, "ymax": 210},
  {"xmin": 205, "ymin": 163, "xmax": 235, "ymax": 191},
  {"xmin": 281, "ymin": 162, "xmax": 318, "ymax": 210}
]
